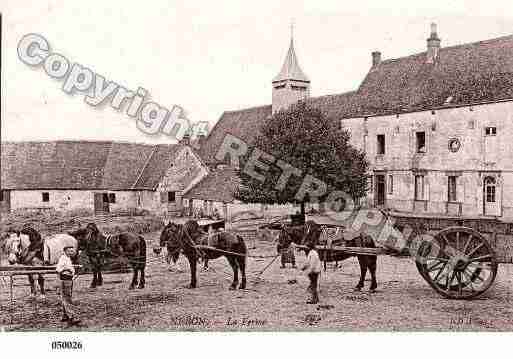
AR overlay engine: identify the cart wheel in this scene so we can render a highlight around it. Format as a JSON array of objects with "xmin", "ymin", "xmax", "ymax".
[{"xmin": 415, "ymin": 226, "xmax": 498, "ymax": 300}]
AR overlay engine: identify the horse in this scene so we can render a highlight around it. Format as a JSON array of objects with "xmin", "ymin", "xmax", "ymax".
[
  {"xmin": 159, "ymin": 220, "xmax": 247, "ymax": 290},
  {"xmin": 277, "ymin": 220, "xmax": 378, "ymax": 292},
  {"xmin": 2, "ymin": 227, "xmax": 78, "ymax": 297},
  {"xmin": 68, "ymin": 225, "xmax": 106, "ymax": 288},
  {"xmin": 70, "ymin": 223, "xmax": 147, "ymax": 290}
]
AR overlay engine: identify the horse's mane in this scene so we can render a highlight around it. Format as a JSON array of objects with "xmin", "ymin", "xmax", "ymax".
[
  {"xmin": 20, "ymin": 226, "xmax": 42, "ymax": 243},
  {"xmin": 68, "ymin": 228, "xmax": 88, "ymax": 237},
  {"xmin": 3, "ymin": 233, "xmax": 30, "ymax": 251},
  {"xmin": 184, "ymin": 220, "xmax": 202, "ymax": 239}
]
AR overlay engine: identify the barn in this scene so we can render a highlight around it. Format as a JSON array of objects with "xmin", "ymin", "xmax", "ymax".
[{"xmin": 0, "ymin": 140, "xmax": 208, "ymax": 215}]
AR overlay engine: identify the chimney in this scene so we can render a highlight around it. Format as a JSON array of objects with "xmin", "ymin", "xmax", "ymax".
[
  {"xmin": 179, "ymin": 133, "xmax": 190, "ymax": 146},
  {"xmin": 371, "ymin": 51, "xmax": 381, "ymax": 67},
  {"xmin": 426, "ymin": 22, "xmax": 441, "ymax": 64}
]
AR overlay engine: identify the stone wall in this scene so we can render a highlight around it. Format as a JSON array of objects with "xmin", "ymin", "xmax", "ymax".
[{"xmin": 342, "ymin": 100, "xmax": 513, "ymax": 220}]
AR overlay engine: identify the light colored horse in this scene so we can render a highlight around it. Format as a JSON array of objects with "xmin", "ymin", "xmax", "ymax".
[{"xmin": 2, "ymin": 231, "xmax": 78, "ymax": 297}]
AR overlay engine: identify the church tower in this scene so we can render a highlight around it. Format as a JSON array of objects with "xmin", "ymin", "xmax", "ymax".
[{"xmin": 272, "ymin": 30, "xmax": 310, "ymax": 114}]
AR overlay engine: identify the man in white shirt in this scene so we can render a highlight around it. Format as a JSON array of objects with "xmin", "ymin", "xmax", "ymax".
[
  {"xmin": 302, "ymin": 240, "xmax": 321, "ymax": 304},
  {"xmin": 56, "ymin": 246, "xmax": 80, "ymax": 325}
]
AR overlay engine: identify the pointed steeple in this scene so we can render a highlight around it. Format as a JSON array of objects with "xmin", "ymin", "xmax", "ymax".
[
  {"xmin": 272, "ymin": 26, "xmax": 311, "ymax": 113},
  {"xmin": 272, "ymin": 36, "xmax": 310, "ymax": 83}
]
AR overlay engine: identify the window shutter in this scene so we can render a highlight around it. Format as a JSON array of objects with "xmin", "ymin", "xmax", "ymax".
[
  {"xmin": 422, "ymin": 176, "xmax": 428, "ymax": 201},
  {"xmin": 160, "ymin": 192, "xmax": 167, "ymax": 203},
  {"xmin": 456, "ymin": 179, "xmax": 465, "ymax": 203}
]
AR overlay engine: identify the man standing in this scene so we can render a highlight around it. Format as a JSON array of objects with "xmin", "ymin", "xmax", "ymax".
[
  {"xmin": 56, "ymin": 246, "xmax": 81, "ymax": 326},
  {"xmin": 302, "ymin": 240, "xmax": 321, "ymax": 304}
]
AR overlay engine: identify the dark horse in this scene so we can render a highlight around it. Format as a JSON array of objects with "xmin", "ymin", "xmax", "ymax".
[
  {"xmin": 69, "ymin": 223, "xmax": 147, "ymax": 290},
  {"xmin": 277, "ymin": 220, "xmax": 378, "ymax": 292},
  {"xmin": 159, "ymin": 221, "xmax": 247, "ymax": 290}
]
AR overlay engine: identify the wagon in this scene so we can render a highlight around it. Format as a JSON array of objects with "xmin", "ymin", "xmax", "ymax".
[
  {"xmin": 197, "ymin": 219, "xmax": 226, "ymax": 232},
  {"xmin": 294, "ymin": 211, "xmax": 513, "ymax": 300}
]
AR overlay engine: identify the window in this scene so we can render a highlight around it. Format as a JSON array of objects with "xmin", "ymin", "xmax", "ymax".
[
  {"xmin": 388, "ymin": 175, "xmax": 393, "ymax": 194},
  {"xmin": 414, "ymin": 175, "xmax": 425, "ymax": 200},
  {"xmin": 42, "ymin": 192, "xmax": 50, "ymax": 202},
  {"xmin": 168, "ymin": 191, "xmax": 176, "ymax": 203},
  {"xmin": 485, "ymin": 127, "xmax": 497, "ymax": 136},
  {"xmin": 485, "ymin": 177, "xmax": 496, "ymax": 203},
  {"xmin": 448, "ymin": 176, "xmax": 457, "ymax": 202},
  {"xmin": 108, "ymin": 193, "xmax": 116, "ymax": 203},
  {"xmin": 0, "ymin": 190, "xmax": 3, "ymax": 202},
  {"xmin": 416, "ymin": 132, "xmax": 426, "ymax": 153},
  {"xmin": 103, "ymin": 193, "xmax": 109, "ymax": 203},
  {"xmin": 377, "ymin": 134, "xmax": 385, "ymax": 155},
  {"xmin": 291, "ymin": 85, "xmax": 307, "ymax": 91}
]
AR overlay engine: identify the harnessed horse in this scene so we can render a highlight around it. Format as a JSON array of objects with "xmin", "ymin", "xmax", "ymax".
[
  {"xmin": 2, "ymin": 227, "xmax": 78, "ymax": 297},
  {"xmin": 70, "ymin": 223, "xmax": 147, "ymax": 290},
  {"xmin": 277, "ymin": 220, "xmax": 378, "ymax": 292},
  {"xmin": 160, "ymin": 221, "xmax": 247, "ymax": 290}
]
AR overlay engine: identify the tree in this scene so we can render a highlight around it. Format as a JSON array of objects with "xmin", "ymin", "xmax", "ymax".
[{"xmin": 235, "ymin": 102, "xmax": 368, "ymax": 215}]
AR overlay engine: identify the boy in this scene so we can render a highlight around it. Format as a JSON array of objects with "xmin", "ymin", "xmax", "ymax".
[
  {"xmin": 301, "ymin": 240, "xmax": 321, "ymax": 304},
  {"xmin": 280, "ymin": 241, "xmax": 296, "ymax": 268},
  {"xmin": 56, "ymin": 246, "xmax": 81, "ymax": 326}
]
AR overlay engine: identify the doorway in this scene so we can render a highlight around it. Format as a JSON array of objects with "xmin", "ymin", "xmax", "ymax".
[
  {"xmin": 483, "ymin": 176, "xmax": 500, "ymax": 216},
  {"xmin": 0, "ymin": 190, "xmax": 11, "ymax": 213},
  {"xmin": 94, "ymin": 193, "xmax": 110, "ymax": 214},
  {"xmin": 375, "ymin": 174, "xmax": 386, "ymax": 207}
]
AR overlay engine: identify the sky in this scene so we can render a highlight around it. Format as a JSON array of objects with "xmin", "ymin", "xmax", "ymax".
[{"xmin": 2, "ymin": 0, "xmax": 513, "ymax": 144}]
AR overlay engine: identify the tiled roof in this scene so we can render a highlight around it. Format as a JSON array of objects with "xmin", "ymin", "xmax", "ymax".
[
  {"xmin": 183, "ymin": 167, "xmax": 239, "ymax": 203},
  {"xmin": 356, "ymin": 34, "xmax": 513, "ymax": 116},
  {"xmin": 132, "ymin": 144, "xmax": 183, "ymax": 189},
  {"xmin": 197, "ymin": 105, "xmax": 272, "ymax": 164},
  {"xmin": 1, "ymin": 141, "xmax": 180, "ymax": 190},
  {"xmin": 198, "ymin": 34, "xmax": 513, "ymax": 165}
]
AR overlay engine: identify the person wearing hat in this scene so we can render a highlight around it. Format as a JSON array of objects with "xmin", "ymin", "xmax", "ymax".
[
  {"xmin": 301, "ymin": 240, "xmax": 322, "ymax": 304},
  {"xmin": 56, "ymin": 245, "xmax": 80, "ymax": 326}
]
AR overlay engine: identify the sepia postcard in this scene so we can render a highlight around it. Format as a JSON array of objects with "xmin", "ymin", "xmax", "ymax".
[{"xmin": 0, "ymin": 0, "xmax": 512, "ymax": 357}]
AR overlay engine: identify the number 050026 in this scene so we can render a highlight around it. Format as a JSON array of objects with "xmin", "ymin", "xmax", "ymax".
[{"xmin": 51, "ymin": 341, "xmax": 83, "ymax": 350}]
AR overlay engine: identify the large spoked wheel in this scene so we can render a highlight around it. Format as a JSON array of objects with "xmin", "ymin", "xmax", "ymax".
[{"xmin": 415, "ymin": 226, "xmax": 498, "ymax": 300}]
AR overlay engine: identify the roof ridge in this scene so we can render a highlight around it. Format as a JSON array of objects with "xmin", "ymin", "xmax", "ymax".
[
  {"xmin": 380, "ymin": 33, "xmax": 513, "ymax": 65},
  {"xmin": 223, "ymin": 104, "xmax": 272, "ymax": 114},
  {"xmin": 0, "ymin": 139, "xmax": 169, "ymax": 147},
  {"xmin": 309, "ymin": 91, "xmax": 357, "ymax": 101}
]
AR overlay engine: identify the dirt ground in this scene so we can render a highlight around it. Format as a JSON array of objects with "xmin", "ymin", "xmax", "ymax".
[{"xmin": 1, "ymin": 230, "xmax": 512, "ymax": 331}]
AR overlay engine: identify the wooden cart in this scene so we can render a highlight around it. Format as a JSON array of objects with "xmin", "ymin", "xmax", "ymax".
[{"xmin": 299, "ymin": 212, "xmax": 513, "ymax": 300}]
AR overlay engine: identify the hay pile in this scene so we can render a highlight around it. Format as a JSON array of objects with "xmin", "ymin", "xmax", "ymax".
[{"xmin": 0, "ymin": 210, "xmax": 164, "ymax": 237}]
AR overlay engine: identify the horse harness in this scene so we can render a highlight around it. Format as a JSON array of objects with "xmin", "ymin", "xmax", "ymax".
[{"xmin": 178, "ymin": 225, "xmax": 208, "ymax": 260}]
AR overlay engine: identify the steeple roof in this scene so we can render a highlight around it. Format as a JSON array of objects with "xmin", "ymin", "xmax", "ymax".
[{"xmin": 272, "ymin": 38, "xmax": 310, "ymax": 83}]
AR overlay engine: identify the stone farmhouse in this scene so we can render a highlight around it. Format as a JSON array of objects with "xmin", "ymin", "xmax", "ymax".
[
  {"xmin": 0, "ymin": 140, "xmax": 207, "ymax": 215},
  {"xmin": 2, "ymin": 24, "xmax": 512, "ymax": 223},
  {"xmin": 194, "ymin": 23, "xmax": 513, "ymax": 221}
]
